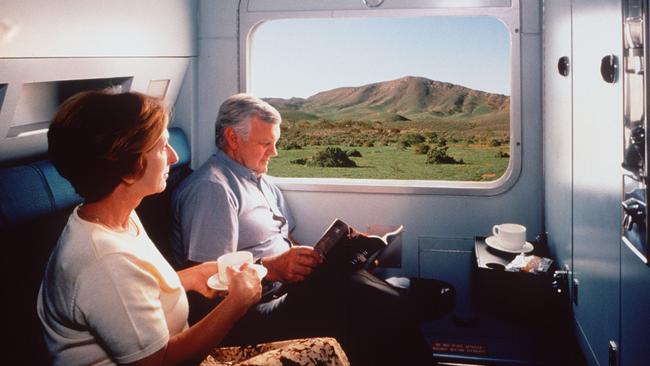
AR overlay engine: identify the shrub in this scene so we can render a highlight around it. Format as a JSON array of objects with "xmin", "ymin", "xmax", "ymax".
[
  {"xmin": 400, "ymin": 133, "xmax": 426, "ymax": 146},
  {"xmin": 426, "ymin": 146, "xmax": 463, "ymax": 165},
  {"xmin": 347, "ymin": 149, "xmax": 363, "ymax": 157},
  {"xmin": 307, "ymin": 147, "xmax": 357, "ymax": 168},
  {"xmin": 414, "ymin": 144, "xmax": 430, "ymax": 155},
  {"xmin": 290, "ymin": 158, "xmax": 307, "ymax": 165},
  {"xmin": 283, "ymin": 142, "xmax": 303, "ymax": 150},
  {"xmin": 425, "ymin": 132, "xmax": 439, "ymax": 144},
  {"xmin": 297, "ymin": 121, "xmax": 311, "ymax": 129},
  {"xmin": 489, "ymin": 138, "xmax": 502, "ymax": 147},
  {"xmin": 319, "ymin": 120, "xmax": 335, "ymax": 129},
  {"xmin": 495, "ymin": 150, "xmax": 510, "ymax": 158}
]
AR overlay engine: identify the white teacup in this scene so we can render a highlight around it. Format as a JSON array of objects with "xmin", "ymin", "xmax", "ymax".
[
  {"xmin": 217, "ymin": 251, "xmax": 253, "ymax": 285},
  {"xmin": 492, "ymin": 223, "xmax": 527, "ymax": 251}
]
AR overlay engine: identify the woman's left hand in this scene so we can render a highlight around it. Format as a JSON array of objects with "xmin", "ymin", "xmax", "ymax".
[{"xmin": 178, "ymin": 261, "xmax": 221, "ymax": 298}]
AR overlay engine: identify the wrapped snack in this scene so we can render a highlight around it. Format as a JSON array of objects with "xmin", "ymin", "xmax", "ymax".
[{"xmin": 505, "ymin": 254, "xmax": 553, "ymax": 274}]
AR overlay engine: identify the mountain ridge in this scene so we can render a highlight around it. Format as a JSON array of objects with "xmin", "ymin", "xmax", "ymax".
[{"xmin": 264, "ymin": 76, "xmax": 510, "ymax": 122}]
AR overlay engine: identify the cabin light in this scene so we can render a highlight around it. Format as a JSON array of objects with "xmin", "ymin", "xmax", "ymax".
[
  {"xmin": 362, "ymin": 0, "xmax": 384, "ymax": 8},
  {"xmin": 0, "ymin": 19, "xmax": 19, "ymax": 41}
]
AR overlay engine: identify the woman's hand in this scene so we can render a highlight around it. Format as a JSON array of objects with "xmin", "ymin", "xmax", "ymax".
[
  {"xmin": 178, "ymin": 261, "xmax": 220, "ymax": 298},
  {"xmin": 225, "ymin": 263, "xmax": 262, "ymax": 310}
]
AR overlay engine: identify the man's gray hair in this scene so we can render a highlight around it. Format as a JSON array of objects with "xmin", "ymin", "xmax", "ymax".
[{"xmin": 215, "ymin": 93, "xmax": 281, "ymax": 149}]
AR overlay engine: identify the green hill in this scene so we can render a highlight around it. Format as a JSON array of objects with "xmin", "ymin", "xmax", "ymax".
[{"xmin": 264, "ymin": 76, "xmax": 510, "ymax": 124}]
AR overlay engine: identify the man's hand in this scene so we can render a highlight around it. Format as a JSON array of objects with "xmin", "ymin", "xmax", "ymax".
[{"xmin": 262, "ymin": 246, "xmax": 323, "ymax": 283}]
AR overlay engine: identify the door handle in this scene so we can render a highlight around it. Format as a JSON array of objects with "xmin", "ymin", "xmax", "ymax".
[
  {"xmin": 558, "ymin": 56, "xmax": 570, "ymax": 76},
  {"xmin": 608, "ymin": 340, "xmax": 618, "ymax": 366},
  {"xmin": 601, "ymin": 54, "xmax": 619, "ymax": 83},
  {"xmin": 622, "ymin": 197, "xmax": 646, "ymax": 230}
]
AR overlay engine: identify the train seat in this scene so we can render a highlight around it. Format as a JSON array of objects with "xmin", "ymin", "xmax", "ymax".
[
  {"xmin": 136, "ymin": 127, "xmax": 193, "ymax": 264},
  {"xmin": 0, "ymin": 127, "xmax": 191, "ymax": 365}
]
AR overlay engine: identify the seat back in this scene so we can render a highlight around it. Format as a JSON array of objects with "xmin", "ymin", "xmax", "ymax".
[{"xmin": 137, "ymin": 127, "xmax": 193, "ymax": 264}]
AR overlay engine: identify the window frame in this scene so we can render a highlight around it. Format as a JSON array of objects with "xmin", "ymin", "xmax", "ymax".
[{"xmin": 238, "ymin": 0, "xmax": 521, "ymax": 196}]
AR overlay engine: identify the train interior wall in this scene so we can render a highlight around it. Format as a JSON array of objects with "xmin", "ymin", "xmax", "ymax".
[{"xmin": 0, "ymin": 0, "xmax": 648, "ymax": 365}]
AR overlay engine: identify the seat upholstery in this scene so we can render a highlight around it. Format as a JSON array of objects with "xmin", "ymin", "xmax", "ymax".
[
  {"xmin": 137, "ymin": 128, "xmax": 193, "ymax": 265},
  {"xmin": 0, "ymin": 127, "xmax": 191, "ymax": 365}
]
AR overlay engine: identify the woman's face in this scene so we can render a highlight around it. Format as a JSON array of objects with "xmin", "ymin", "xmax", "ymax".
[{"xmin": 134, "ymin": 129, "xmax": 179, "ymax": 197}]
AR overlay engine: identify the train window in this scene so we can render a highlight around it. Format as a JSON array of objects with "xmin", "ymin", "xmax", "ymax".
[{"xmin": 248, "ymin": 16, "xmax": 515, "ymax": 192}]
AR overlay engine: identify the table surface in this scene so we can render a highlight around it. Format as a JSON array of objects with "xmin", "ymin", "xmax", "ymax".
[{"xmin": 474, "ymin": 236, "xmax": 547, "ymax": 271}]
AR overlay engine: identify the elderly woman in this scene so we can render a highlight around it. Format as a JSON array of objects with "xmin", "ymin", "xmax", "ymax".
[{"xmin": 37, "ymin": 90, "xmax": 348, "ymax": 366}]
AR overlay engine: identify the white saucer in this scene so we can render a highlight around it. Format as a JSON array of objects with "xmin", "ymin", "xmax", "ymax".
[
  {"xmin": 207, "ymin": 264, "xmax": 268, "ymax": 291},
  {"xmin": 485, "ymin": 236, "xmax": 534, "ymax": 254}
]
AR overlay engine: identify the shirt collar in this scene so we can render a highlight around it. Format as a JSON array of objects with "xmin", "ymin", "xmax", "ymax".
[{"xmin": 214, "ymin": 148, "xmax": 260, "ymax": 182}]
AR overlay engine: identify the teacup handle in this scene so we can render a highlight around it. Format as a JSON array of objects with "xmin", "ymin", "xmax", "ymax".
[{"xmin": 492, "ymin": 225, "xmax": 500, "ymax": 237}]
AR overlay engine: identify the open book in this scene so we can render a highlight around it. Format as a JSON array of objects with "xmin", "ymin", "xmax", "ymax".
[{"xmin": 313, "ymin": 218, "xmax": 404, "ymax": 271}]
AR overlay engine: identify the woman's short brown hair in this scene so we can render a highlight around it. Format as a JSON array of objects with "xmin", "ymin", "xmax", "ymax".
[{"xmin": 48, "ymin": 90, "xmax": 169, "ymax": 202}]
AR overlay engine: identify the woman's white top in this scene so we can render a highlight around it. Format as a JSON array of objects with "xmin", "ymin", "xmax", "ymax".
[{"xmin": 37, "ymin": 206, "xmax": 189, "ymax": 365}]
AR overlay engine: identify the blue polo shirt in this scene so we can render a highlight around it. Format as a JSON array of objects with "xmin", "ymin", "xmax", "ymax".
[{"xmin": 170, "ymin": 149, "xmax": 294, "ymax": 268}]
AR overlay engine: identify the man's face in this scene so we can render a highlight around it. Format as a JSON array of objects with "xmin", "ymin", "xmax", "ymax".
[{"xmin": 231, "ymin": 116, "xmax": 280, "ymax": 176}]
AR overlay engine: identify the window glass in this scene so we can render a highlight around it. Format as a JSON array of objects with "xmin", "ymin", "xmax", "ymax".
[{"xmin": 250, "ymin": 17, "xmax": 511, "ymax": 182}]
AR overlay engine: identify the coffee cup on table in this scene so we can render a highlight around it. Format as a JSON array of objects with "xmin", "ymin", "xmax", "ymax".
[
  {"xmin": 217, "ymin": 251, "xmax": 253, "ymax": 285},
  {"xmin": 492, "ymin": 223, "xmax": 527, "ymax": 251}
]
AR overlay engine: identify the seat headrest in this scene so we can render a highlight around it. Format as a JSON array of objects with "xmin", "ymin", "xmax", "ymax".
[
  {"xmin": 0, "ymin": 127, "xmax": 191, "ymax": 229},
  {"xmin": 0, "ymin": 165, "xmax": 58, "ymax": 229},
  {"xmin": 169, "ymin": 127, "xmax": 190, "ymax": 167}
]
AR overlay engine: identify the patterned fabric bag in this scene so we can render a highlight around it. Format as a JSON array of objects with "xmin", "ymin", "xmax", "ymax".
[{"xmin": 200, "ymin": 337, "xmax": 350, "ymax": 366}]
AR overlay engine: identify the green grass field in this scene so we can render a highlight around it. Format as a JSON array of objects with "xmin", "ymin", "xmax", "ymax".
[{"xmin": 268, "ymin": 144, "xmax": 510, "ymax": 181}]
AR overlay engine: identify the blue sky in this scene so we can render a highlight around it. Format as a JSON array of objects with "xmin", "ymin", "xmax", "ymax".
[{"xmin": 250, "ymin": 16, "xmax": 511, "ymax": 99}]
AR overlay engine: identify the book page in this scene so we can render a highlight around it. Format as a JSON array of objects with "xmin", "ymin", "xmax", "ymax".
[
  {"xmin": 365, "ymin": 224, "xmax": 403, "ymax": 268},
  {"xmin": 365, "ymin": 224, "xmax": 404, "ymax": 243}
]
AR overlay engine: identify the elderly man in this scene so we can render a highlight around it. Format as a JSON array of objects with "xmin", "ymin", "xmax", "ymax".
[{"xmin": 171, "ymin": 93, "xmax": 435, "ymax": 366}]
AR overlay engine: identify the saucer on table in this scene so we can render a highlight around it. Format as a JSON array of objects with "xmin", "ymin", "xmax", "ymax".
[
  {"xmin": 207, "ymin": 264, "xmax": 268, "ymax": 291},
  {"xmin": 485, "ymin": 236, "xmax": 534, "ymax": 254}
]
